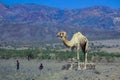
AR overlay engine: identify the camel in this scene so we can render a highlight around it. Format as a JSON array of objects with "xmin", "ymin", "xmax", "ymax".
[{"xmin": 57, "ymin": 32, "xmax": 88, "ymax": 70}]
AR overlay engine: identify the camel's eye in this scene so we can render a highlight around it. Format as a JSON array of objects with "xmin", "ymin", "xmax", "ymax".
[{"xmin": 62, "ymin": 33, "xmax": 64, "ymax": 36}]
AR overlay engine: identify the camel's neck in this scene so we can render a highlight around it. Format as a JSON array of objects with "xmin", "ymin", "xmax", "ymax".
[{"xmin": 61, "ymin": 37, "xmax": 74, "ymax": 48}]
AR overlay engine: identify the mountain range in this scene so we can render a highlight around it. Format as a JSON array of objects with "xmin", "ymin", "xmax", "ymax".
[{"xmin": 0, "ymin": 3, "xmax": 120, "ymax": 43}]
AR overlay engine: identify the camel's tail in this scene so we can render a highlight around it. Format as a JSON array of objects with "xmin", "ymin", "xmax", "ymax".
[{"xmin": 85, "ymin": 40, "xmax": 89, "ymax": 53}]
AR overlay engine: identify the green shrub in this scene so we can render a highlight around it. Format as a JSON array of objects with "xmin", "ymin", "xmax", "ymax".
[{"xmin": 0, "ymin": 49, "xmax": 120, "ymax": 60}]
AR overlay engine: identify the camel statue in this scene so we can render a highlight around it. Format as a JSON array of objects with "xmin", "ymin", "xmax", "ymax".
[{"xmin": 57, "ymin": 32, "xmax": 88, "ymax": 70}]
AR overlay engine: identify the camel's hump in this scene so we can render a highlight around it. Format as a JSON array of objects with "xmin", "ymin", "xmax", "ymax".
[
  {"xmin": 76, "ymin": 32, "xmax": 82, "ymax": 35},
  {"xmin": 75, "ymin": 32, "xmax": 86, "ymax": 38},
  {"xmin": 73, "ymin": 32, "xmax": 84, "ymax": 37},
  {"xmin": 73, "ymin": 32, "xmax": 83, "ymax": 37}
]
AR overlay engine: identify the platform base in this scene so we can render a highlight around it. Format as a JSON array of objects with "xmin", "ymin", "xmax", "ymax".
[{"xmin": 62, "ymin": 62, "xmax": 95, "ymax": 70}]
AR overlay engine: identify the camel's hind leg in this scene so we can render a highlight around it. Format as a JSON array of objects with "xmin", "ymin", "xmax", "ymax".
[{"xmin": 83, "ymin": 53, "xmax": 87, "ymax": 70}]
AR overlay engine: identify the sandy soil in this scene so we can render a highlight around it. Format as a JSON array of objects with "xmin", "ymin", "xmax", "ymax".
[{"xmin": 0, "ymin": 59, "xmax": 120, "ymax": 80}]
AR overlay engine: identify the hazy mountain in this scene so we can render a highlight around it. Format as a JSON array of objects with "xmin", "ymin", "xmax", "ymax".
[{"xmin": 0, "ymin": 3, "xmax": 120, "ymax": 42}]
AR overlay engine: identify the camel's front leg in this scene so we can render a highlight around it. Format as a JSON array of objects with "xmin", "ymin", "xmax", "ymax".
[
  {"xmin": 69, "ymin": 47, "xmax": 74, "ymax": 70},
  {"xmin": 77, "ymin": 44, "xmax": 81, "ymax": 70},
  {"xmin": 83, "ymin": 53, "xmax": 87, "ymax": 70}
]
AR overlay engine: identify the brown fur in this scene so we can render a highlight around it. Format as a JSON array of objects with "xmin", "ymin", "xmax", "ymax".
[{"xmin": 57, "ymin": 32, "xmax": 88, "ymax": 53}]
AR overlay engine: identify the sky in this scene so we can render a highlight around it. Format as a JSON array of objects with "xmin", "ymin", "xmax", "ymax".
[{"xmin": 0, "ymin": 0, "xmax": 120, "ymax": 9}]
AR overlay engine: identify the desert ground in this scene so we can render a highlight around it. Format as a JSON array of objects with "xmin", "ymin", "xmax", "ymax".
[{"xmin": 0, "ymin": 59, "xmax": 120, "ymax": 80}]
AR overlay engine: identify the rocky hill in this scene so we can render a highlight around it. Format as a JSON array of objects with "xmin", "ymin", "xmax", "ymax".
[{"xmin": 0, "ymin": 3, "xmax": 120, "ymax": 42}]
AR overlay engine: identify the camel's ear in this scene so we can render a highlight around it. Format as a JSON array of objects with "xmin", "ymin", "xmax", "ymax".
[{"xmin": 63, "ymin": 32, "xmax": 67, "ymax": 38}]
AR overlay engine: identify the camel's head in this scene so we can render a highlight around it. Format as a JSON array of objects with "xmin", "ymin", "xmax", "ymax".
[{"xmin": 57, "ymin": 32, "xmax": 67, "ymax": 39}]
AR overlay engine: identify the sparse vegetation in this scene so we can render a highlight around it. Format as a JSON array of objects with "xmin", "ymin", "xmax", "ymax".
[{"xmin": 0, "ymin": 49, "xmax": 120, "ymax": 62}]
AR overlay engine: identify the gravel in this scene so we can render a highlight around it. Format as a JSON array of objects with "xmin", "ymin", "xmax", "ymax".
[{"xmin": 0, "ymin": 59, "xmax": 120, "ymax": 80}]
